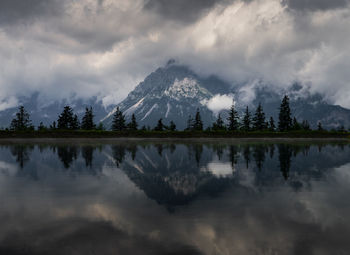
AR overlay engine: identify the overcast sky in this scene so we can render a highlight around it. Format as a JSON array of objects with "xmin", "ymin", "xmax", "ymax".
[{"xmin": 1, "ymin": 0, "xmax": 350, "ymax": 110}]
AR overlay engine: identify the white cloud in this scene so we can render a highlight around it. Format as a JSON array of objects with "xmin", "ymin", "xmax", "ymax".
[
  {"xmin": 206, "ymin": 94, "xmax": 234, "ymax": 113},
  {"xmin": 0, "ymin": 97, "xmax": 18, "ymax": 111}
]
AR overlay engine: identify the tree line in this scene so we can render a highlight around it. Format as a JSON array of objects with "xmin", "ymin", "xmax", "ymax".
[{"xmin": 5, "ymin": 95, "xmax": 348, "ymax": 132}]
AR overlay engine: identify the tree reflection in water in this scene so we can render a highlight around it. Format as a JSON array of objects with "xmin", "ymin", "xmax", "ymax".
[
  {"xmin": 57, "ymin": 146, "xmax": 79, "ymax": 169},
  {"xmin": 6, "ymin": 141, "xmax": 347, "ymax": 193},
  {"xmin": 10, "ymin": 144, "xmax": 34, "ymax": 169},
  {"xmin": 81, "ymin": 146, "xmax": 95, "ymax": 168},
  {"xmin": 0, "ymin": 141, "xmax": 349, "ymax": 255}
]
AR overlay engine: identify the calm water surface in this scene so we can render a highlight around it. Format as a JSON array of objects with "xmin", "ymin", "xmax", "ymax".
[{"xmin": 0, "ymin": 139, "xmax": 349, "ymax": 255}]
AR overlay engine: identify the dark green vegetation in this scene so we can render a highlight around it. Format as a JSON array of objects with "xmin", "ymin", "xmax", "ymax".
[
  {"xmin": 2, "ymin": 95, "xmax": 349, "ymax": 138},
  {"xmin": 0, "ymin": 130, "xmax": 348, "ymax": 139}
]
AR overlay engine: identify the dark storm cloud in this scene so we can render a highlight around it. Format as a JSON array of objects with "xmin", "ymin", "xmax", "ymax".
[
  {"xmin": 144, "ymin": 0, "xmax": 228, "ymax": 23},
  {"xmin": 0, "ymin": 0, "xmax": 65, "ymax": 25},
  {"xmin": 1, "ymin": 0, "xmax": 350, "ymax": 108},
  {"xmin": 284, "ymin": 0, "xmax": 350, "ymax": 11}
]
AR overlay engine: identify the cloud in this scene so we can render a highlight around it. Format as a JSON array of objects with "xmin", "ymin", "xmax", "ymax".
[
  {"xmin": 283, "ymin": 0, "xmax": 350, "ymax": 11},
  {"xmin": 0, "ymin": 0, "xmax": 350, "ymax": 110},
  {"xmin": 0, "ymin": 0, "xmax": 65, "ymax": 25},
  {"xmin": 144, "ymin": 0, "xmax": 229, "ymax": 23},
  {"xmin": 206, "ymin": 94, "xmax": 234, "ymax": 113},
  {"xmin": 0, "ymin": 97, "xmax": 18, "ymax": 112}
]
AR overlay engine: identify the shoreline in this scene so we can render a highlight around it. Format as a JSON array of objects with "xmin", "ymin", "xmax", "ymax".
[
  {"xmin": 0, "ymin": 130, "xmax": 349, "ymax": 139},
  {"xmin": 0, "ymin": 137, "xmax": 348, "ymax": 145}
]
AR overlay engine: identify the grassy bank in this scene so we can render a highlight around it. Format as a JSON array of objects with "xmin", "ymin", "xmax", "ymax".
[{"xmin": 0, "ymin": 130, "xmax": 349, "ymax": 139}]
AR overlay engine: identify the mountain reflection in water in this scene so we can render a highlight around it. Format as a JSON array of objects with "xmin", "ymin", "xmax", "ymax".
[{"xmin": 0, "ymin": 140, "xmax": 349, "ymax": 255}]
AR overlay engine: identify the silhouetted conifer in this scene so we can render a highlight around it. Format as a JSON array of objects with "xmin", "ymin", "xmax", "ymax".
[
  {"xmin": 38, "ymin": 122, "xmax": 46, "ymax": 131},
  {"xmin": 337, "ymin": 125, "xmax": 345, "ymax": 132},
  {"xmin": 278, "ymin": 95, "xmax": 292, "ymax": 131},
  {"xmin": 227, "ymin": 103, "xmax": 240, "ymax": 131},
  {"xmin": 50, "ymin": 121, "xmax": 56, "ymax": 130},
  {"xmin": 186, "ymin": 115, "xmax": 194, "ymax": 131},
  {"xmin": 301, "ymin": 120, "xmax": 310, "ymax": 131},
  {"xmin": 10, "ymin": 106, "xmax": 32, "ymax": 131},
  {"xmin": 154, "ymin": 118, "xmax": 164, "ymax": 131},
  {"xmin": 252, "ymin": 103, "xmax": 266, "ymax": 131},
  {"xmin": 127, "ymin": 114, "xmax": 138, "ymax": 131},
  {"xmin": 292, "ymin": 117, "xmax": 301, "ymax": 130},
  {"xmin": 242, "ymin": 106, "xmax": 251, "ymax": 131},
  {"xmin": 111, "ymin": 107, "xmax": 126, "ymax": 131},
  {"xmin": 96, "ymin": 122, "xmax": 105, "ymax": 131},
  {"xmin": 81, "ymin": 107, "xmax": 95, "ymax": 130},
  {"xmin": 72, "ymin": 114, "xmax": 80, "ymax": 130},
  {"xmin": 269, "ymin": 117, "xmax": 276, "ymax": 131},
  {"xmin": 193, "ymin": 109, "xmax": 203, "ymax": 131},
  {"xmin": 57, "ymin": 106, "xmax": 79, "ymax": 130},
  {"xmin": 212, "ymin": 114, "xmax": 225, "ymax": 131},
  {"xmin": 169, "ymin": 121, "xmax": 176, "ymax": 131}
]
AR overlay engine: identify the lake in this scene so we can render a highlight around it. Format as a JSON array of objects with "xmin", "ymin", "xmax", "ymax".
[{"xmin": 0, "ymin": 139, "xmax": 349, "ymax": 255}]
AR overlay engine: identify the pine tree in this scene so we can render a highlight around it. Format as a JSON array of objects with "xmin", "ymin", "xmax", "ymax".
[
  {"xmin": 269, "ymin": 117, "xmax": 276, "ymax": 131},
  {"xmin": 96, "ymin": 122, "xmax": 105, "ymax": 131},
  {"xmin": 169, "ymin": 121, "xmax": 176, "ymax": 131},
  {"xmin": 193, "ymin": 109, "xmax": 203, "ymax": 131},
  {"xmin": 154, "ymin": 118, "xmax": 164, "ymax": 131},
  {"xmin": 227, "ymin": 103, "xmax": 240, "ymax": 131},
  {"xmin": 71, "ymin": 114, "xmax": 80, "ymax": 130},
  {"xmin": 38, "ymin": 122, "xmax": 46, "ymax": 131},
  {"xmin": 278, "ymin": 95, "xmax": 292, "ymax": 132},
  {"xmin": 81, "ymin": 107, "xmax": 95, "ymax": 130},
  {"xmin": 317, "ymin": 122, "xmax": 323, "ymax": 131},
  {"xmin": 212, "ymin": 114, "xmax": 225, "ymax": 131},
  {"xmin": 50, "ymin": 121, "xmax": 56, "ymax": 130},
  {"xmin": 338, "ymin": 125, "xmax": 345, "ymax": 132},
  {"xmin": 111, "ymin": 107, "xmax": 126, "ymax": 131},
  {"xmin": 57, "ymin": 106, "xmax": 76, "ymax": 130},
  {"xmin": 242, "ymin": 106, "xmax": 251, "ymax": 131},
  {"xmin": 301, "ymin": 120, "xmax": 310, "ymax": 131},
  {"xmin": 186, "ymin": 115, "xmax": 194, "ymax": 131},
  {"xmin": 10, "ymin": 106, "xmax": 32, "ymax": 131},
  {"xmin": 292, "ymin": 117, "xmax": 301, "ymax": 130},
  {"xmin": 252, "ymin": 103, "xmax": 266, "ymax": 131},
  {"xmin": 127, "ymin": 114, "xmax": 138, "ymax": 131}
]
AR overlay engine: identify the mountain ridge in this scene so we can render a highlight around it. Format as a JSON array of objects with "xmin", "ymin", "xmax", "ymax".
[
  {"xmin": 0, "ymin": 63, "xmax": 349, "ymax": 130},
  {"xmin": 102, "ymin": 63, "xmax": 350, "ymax": 130}
]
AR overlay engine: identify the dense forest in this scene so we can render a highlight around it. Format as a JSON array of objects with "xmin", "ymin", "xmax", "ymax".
[{"xmin": 2, "ymin": 95, "xmax": 349, "ymax": 134}]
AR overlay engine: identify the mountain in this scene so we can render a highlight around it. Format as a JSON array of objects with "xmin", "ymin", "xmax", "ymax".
[
  {"xmin": 0, "ymin": 93, "xmax": 111, "ymax": 128},
  {"xmin": 1, "ymin": 62, "xmax": 349, "ymax": 130},
  {"xmin": 102, "ymin": 62, "xmax": 350, "ymax": 130},
  {"xmin": 102, "ymin": 62, "xmax": 232, "ymax": 130}
]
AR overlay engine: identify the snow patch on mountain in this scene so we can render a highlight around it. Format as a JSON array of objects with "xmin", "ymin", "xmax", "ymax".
[
  {"xmin": 124, "ymin": 97, "xmax": 145, "ymax": 116},
  {"xmin": 141, "ymin": 103, "xmax": 159, "ymax": 121},
  {"xmin": 165, "ymin": 103, "xmax": 171, "ymax": 118},
  {"xmin": 164, "ymin": 78, "xmax": 212, "ymax": 100},
  {"xmin": 101, "ymin": 108, "xmax": 116, "ymax": 122}
]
